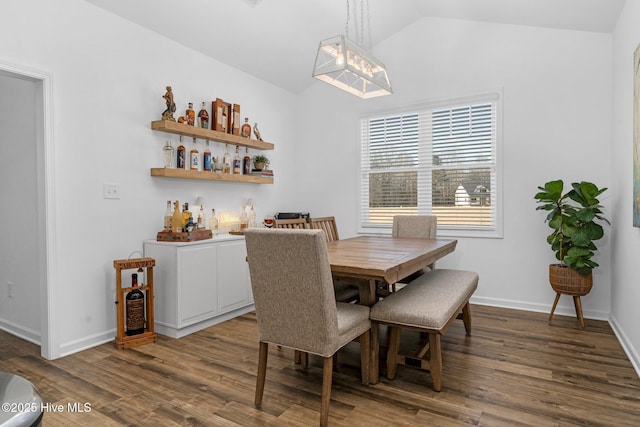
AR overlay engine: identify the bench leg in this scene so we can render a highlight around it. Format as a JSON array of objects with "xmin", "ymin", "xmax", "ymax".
[
  {"xmin": 359, "ymin": 330, "xmax": 370, "ymax": 385},
  {"xmin": 461, "ymin": 302, "xmax": 472, "ymax": 334},
  {"xmin": 371, "ymin": 323, "xmax": 379, "ymax": 384},
  {"xmin": 429, "ymin": 333, "xmax": 442, "ymax": 392},
  {"xmin": 386, "ymin": 327, "xmax": 401, "ymax": 380}
]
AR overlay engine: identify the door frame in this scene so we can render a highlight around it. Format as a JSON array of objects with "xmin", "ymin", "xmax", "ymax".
[{"xmin": 0, "ymin": 60, "xmax": 58, "ymax": 359}]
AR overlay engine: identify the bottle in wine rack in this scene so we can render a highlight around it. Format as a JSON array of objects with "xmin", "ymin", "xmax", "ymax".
[{"xmin": 126, "ymin": 273, "xmax": 145, "ymax": 336}]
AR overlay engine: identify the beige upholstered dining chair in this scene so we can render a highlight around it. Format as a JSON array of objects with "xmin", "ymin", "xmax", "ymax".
[
  {"xmin": 310, "ymin": 216, "xmax": 359, "ymax": 304},
  {"xmin": 244, "ymin": 229, "xmax": 371, "ymax": 427},
  {"xmin": 390, "ymin": 215, "xmax": 438, "ymax": 290},
  {"xmin": 274, "ymin": 218, "xmax": 307, "ymax": 229}
]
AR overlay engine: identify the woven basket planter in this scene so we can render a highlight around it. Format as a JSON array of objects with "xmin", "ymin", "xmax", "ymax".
[{"xmin": 548, "ymin": 264, "xmax": 592, "ymax": 296}]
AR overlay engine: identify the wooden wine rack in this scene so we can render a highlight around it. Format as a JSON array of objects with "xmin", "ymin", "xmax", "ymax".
[{"xmin": 113, "ymin": 257, "xmax": 157, "ymax": 349}]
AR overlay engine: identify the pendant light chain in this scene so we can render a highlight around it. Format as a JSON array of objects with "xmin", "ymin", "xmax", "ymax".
[{"xmin": 345, "ymin": 0, "xmax": 350, "ymax": 38}]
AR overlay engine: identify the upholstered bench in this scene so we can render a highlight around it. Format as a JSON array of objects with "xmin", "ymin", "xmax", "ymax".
[{"xmin": 370, "ymin": 269, "xmax": 478, "ymax": 391}]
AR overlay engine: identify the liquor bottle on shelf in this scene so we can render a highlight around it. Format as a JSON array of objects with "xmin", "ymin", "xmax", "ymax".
[
  {"xmin": 223, "ymin": 144, "xmax": 231, "ymax": 174},
  {"xmin": 185, "ymin": 216, "xmax": 196, "ymax": 232},
  {"xmin": 197, "ymin": 205, "xmax": 205, "ymax": 229},
  {"xmin": 232, "ymin": 104, "xmax": 241, "ymax": 135},
  {"xmin": 172, "ymin": 200, "xmax": 182, "ymax": 232},
  {"xmin": 198, "ymin": 102, "xmax": 209, "ymax": 128},
  {"xmin": 209, "ymin": 209, "xmax": 219, "ymax": 236},
  {"xmin": 242, "ymin": 147, "xmax": 251, "ymax": 175},
  {"xmin": 164, "ymin": 200, "xmax": 172, "ymax": 231},
  {"xmin": 186, "ymin": 102, "xmax": 195, "ymax": 126},
  {"xmin": 190, "ymin": 138, "xmax": 200, "ymax": 171},
  {"xmin": 221, "ymin": 105, "xmax": 228, "ymax": 133},
  {"xmin": 249, "ymin": 203, "xmax": 257, "ymax": 228},
  {"xmin": 126, "ymin": 273, "xmax": 145, "ymax": 336},
  {"xmin": 241, "ymin": 117, "xmax": 251, "ymax": 138},
  {"xmin": 182, "ymin": 202, "xmax": 191, "ymax": 228},
  {"xmin": 162, "ymin": 140, "xmax": 174, "ymax": 168},
  {"xmin": 203, "ymin": 140, "xmax": 212, "ymax": 172},
  {"xmin": 176, "ymin": 136, "xmax": 186, "ymax": 169},
  {"xmin": 229, "ymin": 105, "xmax": 235, "ymax": 135},
  {"xmin": 240, "ymin": 204, "xmax": 248, "ymax": 230},
  {"xmin": 233, "ymin": 146, "xmax": 241, "ymax": 175}
]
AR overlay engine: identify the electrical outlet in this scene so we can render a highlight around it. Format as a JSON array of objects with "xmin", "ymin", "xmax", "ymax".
[
  {"xmin": 103, "ymin": 183, "xmax": 120, "ymax": 199},
  {"xmin": 7, "ymin": 282, "xmax": 14, "ymax": 298}
]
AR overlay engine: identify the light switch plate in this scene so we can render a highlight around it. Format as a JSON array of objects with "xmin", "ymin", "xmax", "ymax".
[{"xmin": 103, "ymin": 183, "xmax": 120, "ymax": 199}]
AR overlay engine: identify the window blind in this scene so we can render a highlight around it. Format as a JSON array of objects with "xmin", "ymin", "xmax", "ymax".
[{"xmin": 360, "ymin": 94, "xmax": 499, "ymax": 236}]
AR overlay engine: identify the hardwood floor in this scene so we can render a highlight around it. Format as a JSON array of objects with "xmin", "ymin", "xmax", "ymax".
[{"xmin": 1, "ymin": 305, "xmax": 639, "ymax": 426}]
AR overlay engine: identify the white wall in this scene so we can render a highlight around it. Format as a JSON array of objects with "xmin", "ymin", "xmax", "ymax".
[
  {"xmin": 0, "ymin": 72, "xmax": 41, "ymax": 341},
  {"xmin": 0, "ymin": 0, "xmax": 296, "ymax": 358},
  {"xmin": 611, "ymin": 0, "xmax": 640, "ymax": 373},
  {"xmin": 296, "ymin": 18, "xmax": 613, "ymax": 318}
]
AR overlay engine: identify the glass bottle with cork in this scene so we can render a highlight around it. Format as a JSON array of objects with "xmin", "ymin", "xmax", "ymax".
[
  {"xmin": 223, "ymin": 144, "xmax": 231, "ymax": 174},
  {"xmin": 209, "ymin": 209, "xmax": 219, "ymax": 236},
  {"xmin": 203, "ymin": 140, "xmax": 212, "ymax": 172},
  {"xmin": 233, "ymin": 146, "xmax": 241, "ymax": 175},
  {"xmin": 198, "ymin": 102, "xmax": 209, "ymax": 128},
  {"xmin": 171, "ymin": 200, "xmax": 182, "ymax": 232},
  {"xmin": 240, "ymin": 204, "xmax": 248, "ymax": 230},
  {"xmin": 190, "ymin": 137, "xmax": 199, "ymax": 171},
  {"xmin": 126, "ymin": 273, "xmax": 145, "ymax": 336},
  {"xmin": 186, "ymin": 102, "xmax": 195, "ymax": 126},
  {"xmin": 241, "ymin": 117, "xmax": 252, "ymax": 138},
  {"xmin": 176, "ymin": 136, "xmax": 186, "ymax": 169},
  {"xmin": 242, "ymin": 148, "xmax": 251, "ymax": 175},
  {"xmin": 164, "ymin": 200, "xmax": 172, "ymax": 231}
]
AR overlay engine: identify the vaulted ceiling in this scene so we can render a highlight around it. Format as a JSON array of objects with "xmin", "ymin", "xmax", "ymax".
[{"xmin": 84, "ymin": 0, "xmax": 625, "ymax": 94}]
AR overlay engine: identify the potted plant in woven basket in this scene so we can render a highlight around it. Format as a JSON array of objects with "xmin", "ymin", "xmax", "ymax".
[{"xmin": 534, "ymin": 180, "xmax": 609, "ymax": 327}]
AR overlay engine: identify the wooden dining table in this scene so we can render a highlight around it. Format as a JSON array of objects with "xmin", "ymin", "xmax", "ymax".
[{"xmin": 326, "ymin": 235, "xmax": 458, "ymax": 306}]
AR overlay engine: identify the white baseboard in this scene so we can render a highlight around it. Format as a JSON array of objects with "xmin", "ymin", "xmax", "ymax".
[
  {"xmin": 58, "ymin": 329, "xmax": 115, "ymax": 358},
  {"xmin": 0, "ymin": 318, "xmax": 41, "ymax": 345},
  {"xmin": 470, "ymin": 295, "xmax": 610, "ymax": 321},
  {"xmin": 608, "ymin": 314, "xmax": 640, "ymax": 378}
]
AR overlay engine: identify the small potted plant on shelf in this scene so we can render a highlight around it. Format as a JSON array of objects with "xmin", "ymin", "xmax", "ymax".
[
  {"xmin": 534, "ymin": 180, "xmax": 609, "ymax": 326},
  {"xmin": 252, "ymin": 155, "xmax": 270, "ymax": 171}
]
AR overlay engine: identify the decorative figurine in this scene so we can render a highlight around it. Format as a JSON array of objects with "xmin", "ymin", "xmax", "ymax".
[
  {"xmin": 162, "ymin": 86, "xmax": 177, "ymax": 121},
  {"xmin": 253, "ymin": 123, "xmax": 263, "ymax": 141}
]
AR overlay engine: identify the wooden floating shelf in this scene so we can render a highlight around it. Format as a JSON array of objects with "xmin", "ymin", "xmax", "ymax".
[
  {"xmin": 150, "ymin": 168, "xmax": 274, "ymax": 184},
  {"xmin": 151, "ymin": 120, "xmax": 274, "ymax": 150}
]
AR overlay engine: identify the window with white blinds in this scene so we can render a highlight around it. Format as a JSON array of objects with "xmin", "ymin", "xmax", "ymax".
[{"xmin": 359, "ymin": 93, "xmax": 501, "ymax": 237}]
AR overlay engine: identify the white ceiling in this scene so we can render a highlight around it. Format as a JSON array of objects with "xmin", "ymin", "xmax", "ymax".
[{"xmin": 84, "ymin": 0, "xmax": 625, "ymax": 94}]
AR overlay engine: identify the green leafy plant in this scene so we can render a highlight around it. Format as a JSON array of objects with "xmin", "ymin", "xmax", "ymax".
[
  {"xmin": 252, "ymin": 155, "xmax": 270, "ymax": 167},
  {"xmin": 534, "ymin": 180, "xmax": 609, "ymax": 275}
]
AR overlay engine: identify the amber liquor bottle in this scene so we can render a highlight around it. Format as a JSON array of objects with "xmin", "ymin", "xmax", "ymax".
[
  {"xmin": 241, "ymin": 118, "xmax": 252, "ymax": 138},
  {"xmin": 198, "ymin": 102, "xmax": 209, "ymax": 128},
  {"xmin": 186, "ymin": 102, "xmax": 195, "ymax": 126},
  {"xmin": 176, "ymin": 136, "xmax": 186, "ymax": 169},
  {"xmin": 126, "ymin": 273, "xmax": 145, "ymax": 336}
]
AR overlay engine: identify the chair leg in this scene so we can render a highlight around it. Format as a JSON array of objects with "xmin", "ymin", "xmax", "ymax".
[
  {"xmin": 573, "ymin": 296, "xmax": 585, "ymax": 328},
  {"xmin": 429, "ymin": 333, "xmax": 442, "ymax": 392},
  {"xmin": 300, "ymin": 352, "xmax": 309, "ymax": 369},
  {"xmin": 320, "ymin": 356, "xmax": 334, "ymax": 427},
  {"xmin": 461, "ymin": 302, "xmax": 472, "ymax": 335},
  {"xmin": 549, "ymin": 293, "xmax": 561, "ymax": 321},
  {"xmin": 371, "ymin": 323, "xmax": 379, "ymax": 384},
  {"xmin": 359, "ymin": 330, "xmax": 370, "ymax": 385},
  {"xmin": 386, "ymin": 327, "xmax": 401, "ymax": 380},
  {"xmin": 255, "ymin": 341, "xmax": 268, "ymax": 407}
]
